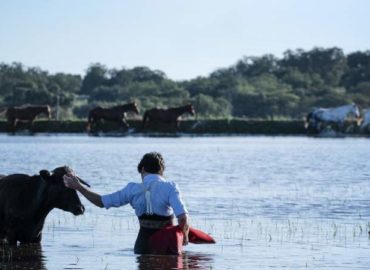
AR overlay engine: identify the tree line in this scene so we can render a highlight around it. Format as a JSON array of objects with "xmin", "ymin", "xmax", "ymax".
[{"xmin": 0, "ymin": 47, "xmax": 369, "ymax": 120}]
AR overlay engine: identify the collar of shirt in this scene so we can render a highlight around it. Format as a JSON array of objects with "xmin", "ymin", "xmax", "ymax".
[{"xmin": 142, "ymin": 174, "xmax": 165, "ymax": 186}]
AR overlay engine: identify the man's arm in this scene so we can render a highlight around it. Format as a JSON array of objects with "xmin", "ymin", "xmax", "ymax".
[
  {"xmin": 177, "ymin": 213, "xmax": 190, "ymax": 245},
  {"xmin": 168, "ymin": 183, "xmax": 190, "ymax": 245},
  {"xmin": 63, "ymin": 175, "xmax": 104, "ymax": 208}
]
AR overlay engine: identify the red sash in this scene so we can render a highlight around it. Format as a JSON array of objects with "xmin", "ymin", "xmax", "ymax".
[{"xmin": 149, "ymin": 226, "xmax": 215, "ymax": 255}]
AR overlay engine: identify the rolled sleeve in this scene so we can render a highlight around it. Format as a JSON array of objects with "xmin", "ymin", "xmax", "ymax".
[{"xmin": 168, "ymin": 183, "xmax": 188, "ymax": 217}]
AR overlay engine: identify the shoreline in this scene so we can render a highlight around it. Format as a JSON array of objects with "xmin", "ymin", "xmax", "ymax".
[{"xmin": 0, "ymin": 119, "xmax": 368, "ymax": 137}]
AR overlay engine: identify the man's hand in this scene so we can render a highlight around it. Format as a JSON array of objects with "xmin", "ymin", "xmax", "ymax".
[
  {"xmin": 183, "ymin": 232, "xmax": 189, "ymax": 246},
  {"xmin": 63, "ymin": 174, "xmax": 81, "ymax": 190},
  {"xmin": 64, "ymin": 174, "xmax": 104, "ymax": 208},
  {"xmin": 178, "ymin": 213, "xmax": 190, "ymax": 246}
]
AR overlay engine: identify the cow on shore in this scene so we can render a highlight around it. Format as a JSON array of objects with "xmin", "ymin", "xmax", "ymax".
[{"xmin": 0, "ymin": 166, "xmax": 89, "ymax": 245}]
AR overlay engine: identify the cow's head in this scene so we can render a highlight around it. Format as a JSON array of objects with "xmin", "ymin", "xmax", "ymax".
[{"xmin": 39, "ymin": 166, "xmax": 88, "ymax": 216}]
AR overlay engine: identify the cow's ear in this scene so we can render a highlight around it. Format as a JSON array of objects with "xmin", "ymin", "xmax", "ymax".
[{"xmin": 39, "ymin": 170, "xmax": 51, "ymax": 180}]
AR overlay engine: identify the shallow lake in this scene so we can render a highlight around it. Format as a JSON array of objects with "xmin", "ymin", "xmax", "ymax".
[{"xmin": 1, "ymin": 135, "xmax": 370, "ymax": 269}]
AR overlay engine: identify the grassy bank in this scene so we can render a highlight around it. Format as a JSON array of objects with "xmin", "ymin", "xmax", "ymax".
[
  {"xmin": 0, "ymin": 119, "xmax": 306, "ymax": 135},
  {"xmin": 0, "ymin": 119, "xmax": 364, "ymax": 136}
]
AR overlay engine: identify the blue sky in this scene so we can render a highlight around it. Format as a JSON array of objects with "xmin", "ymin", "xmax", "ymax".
[{"xmin": 0, "ymin": 0, "xmax": 369, "ymax": 80}]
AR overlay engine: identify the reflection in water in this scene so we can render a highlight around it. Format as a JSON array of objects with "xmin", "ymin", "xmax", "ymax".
[
  {"xmin": 136, "ymin": 252, "xmax": 214, "ymax": 270},
  {"xmin": 0, "ymin": 243, "xmax": 46, "ymax": 270}
]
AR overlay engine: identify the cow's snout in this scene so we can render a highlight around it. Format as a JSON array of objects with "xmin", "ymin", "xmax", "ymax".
[{"xmin": 73, "ymin": 205, "xmax": 85, "ymax": 215}]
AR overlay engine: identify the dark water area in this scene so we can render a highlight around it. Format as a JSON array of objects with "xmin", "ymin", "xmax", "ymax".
[
  {"xmin": 1, "ymin": 244, "xmax": 46, "ymax": 269},
  {"xmin": 1, "ymin": 135, "xmax": 370, "ymax": 269}
]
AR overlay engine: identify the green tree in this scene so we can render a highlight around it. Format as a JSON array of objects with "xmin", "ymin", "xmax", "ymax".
[
  {"xmin": 234, "ymin": 54, "xmax": 279, "ymax": 77},
  {"xmin": 192, "ymin": 94, "xmax": 231, "ymax": 118},
  {"xmin": 341, "ymin": 51, "xmax": 370, "ymax": 87},
  {"xmin": 80, "ymin": 63, "xmax": 109, "ymax": 95}
]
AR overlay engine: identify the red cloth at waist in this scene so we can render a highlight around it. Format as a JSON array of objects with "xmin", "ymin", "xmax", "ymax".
[{"xmin": 148, "ymin": 226, "xmax": 216, "ymax": 255}]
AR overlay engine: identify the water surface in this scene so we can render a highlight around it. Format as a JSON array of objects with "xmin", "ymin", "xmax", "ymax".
[{"xmin": 1, "ymin": 135, "xmax": 370, "ymax": 269}]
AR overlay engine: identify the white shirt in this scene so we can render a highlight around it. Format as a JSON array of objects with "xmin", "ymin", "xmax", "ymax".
[{"xmin": 101, "ymin": 174, "xmax": 188, "ymax": 217}]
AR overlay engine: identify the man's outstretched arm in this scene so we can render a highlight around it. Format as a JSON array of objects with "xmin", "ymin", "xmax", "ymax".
[{"xmin": 63, "ymin": 175, "xmax": 104, "ymax": 208}]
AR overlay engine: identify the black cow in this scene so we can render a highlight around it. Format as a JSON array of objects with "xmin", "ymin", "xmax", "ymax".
[{"xmin": 0, "ymin": 166, "xmax": 89, "ymax": 245}]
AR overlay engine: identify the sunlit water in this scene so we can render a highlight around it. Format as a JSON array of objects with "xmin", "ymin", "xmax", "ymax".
[{"xmin": 1, "ymin": 135, "xmax": 370, "ymax": 269}]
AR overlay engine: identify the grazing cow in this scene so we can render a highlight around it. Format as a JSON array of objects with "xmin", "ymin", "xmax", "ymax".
[{"xmin": 0, "ymin": 166, "xmax": 89, "ymax": 245}]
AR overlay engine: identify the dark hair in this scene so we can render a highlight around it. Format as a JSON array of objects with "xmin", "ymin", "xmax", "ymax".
[{"xmin": 137, "ymin": 152, "xmax": 165, "ymax": 174}]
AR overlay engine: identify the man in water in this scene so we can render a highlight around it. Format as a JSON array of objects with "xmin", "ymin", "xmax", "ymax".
[{"xmin": 63, "ymin": 152, "xmax": 189, "ymax": 254}]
